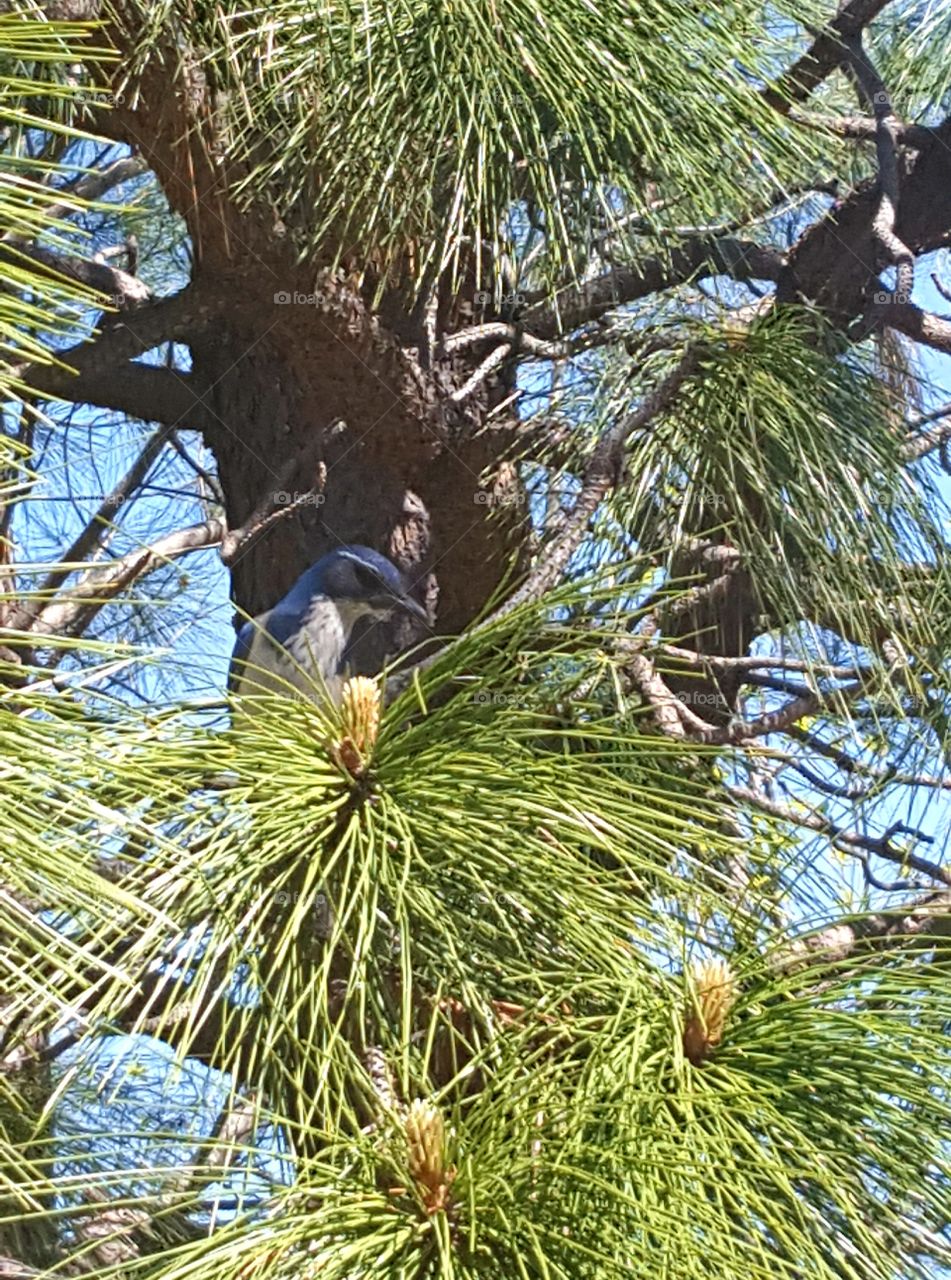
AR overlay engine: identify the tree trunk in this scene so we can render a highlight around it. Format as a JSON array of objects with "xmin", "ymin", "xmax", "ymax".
[{"xmin": 185, "ymin": 261, "xmax": 526, "ymax": 645}]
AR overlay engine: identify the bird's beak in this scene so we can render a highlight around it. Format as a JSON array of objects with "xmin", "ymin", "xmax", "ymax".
[
  {"xmin": 368, "ymin": 589, "xmax": 429, "ymax": 625},
  {"xmin": 395, "ymin": 593, "xmax": 429, "ymax": 625}
]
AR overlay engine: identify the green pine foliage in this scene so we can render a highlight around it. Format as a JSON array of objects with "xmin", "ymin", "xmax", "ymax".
[
  {"xmin": 109, "ymin": 0, "xmax": 838, "ymax": 283},
  {"xmin": 0, "ymin": 607, "xmax": 947, "ymax": 1277},
  {"xmin": 0, "ymin": 6, "xmax": 116, "ymax": 398},
  {"xmin": 1, "ymin": 3, "xmax": 950, "ymax": 1279}
]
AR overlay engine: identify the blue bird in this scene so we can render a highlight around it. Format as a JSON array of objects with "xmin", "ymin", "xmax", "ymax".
[{"xmin": 229, "ymin": 545, "xmax": 427, "ymax": 706}]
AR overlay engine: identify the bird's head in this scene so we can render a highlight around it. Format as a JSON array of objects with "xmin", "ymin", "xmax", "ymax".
[{"xmin": 315, "ymin": 545, "xmax": 428, "ymax": 624}]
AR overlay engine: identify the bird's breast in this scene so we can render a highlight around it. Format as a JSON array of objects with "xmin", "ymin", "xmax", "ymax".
[
  {"xmin": 293, "ymin": 598, "xmax": 349, "ymax": 658},
  {"xmin": 237, "ymin": 599, "xmax": 343, "ymax": 703}
]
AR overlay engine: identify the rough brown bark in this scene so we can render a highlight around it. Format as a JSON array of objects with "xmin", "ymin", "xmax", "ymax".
[{"xmin": 183, "ymin": 264, "xmax": 527, "ymax": 633}]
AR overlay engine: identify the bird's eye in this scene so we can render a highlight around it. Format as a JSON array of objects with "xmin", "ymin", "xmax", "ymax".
[{"xmin": 354, "ymin": 565, "xmax": 380, "ymax": 592}]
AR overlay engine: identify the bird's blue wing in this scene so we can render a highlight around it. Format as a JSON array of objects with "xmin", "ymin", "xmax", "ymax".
[
  {"xmin": 228, "ymin": 621, "xmax": 255, "ymax": 694},
  {"xmin": 264, "ymin": 606, "xmax": 304, "ymax": 648},
  {"xmin": 229, "ymin": 608, "xmax": 306, "ymax": 694}
]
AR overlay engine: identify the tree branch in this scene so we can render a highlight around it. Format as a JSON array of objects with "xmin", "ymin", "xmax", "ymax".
[
  {"xmin": 775, "ymin": 890, "xmax": 951, "ymax": 971},
  {"xmin": 877, "ymin": 300, "xmax": 951, "ymax": 354},
  {"xmin": 24, "ymin": 517, "xmax": 228, "ymax": 640},
  {"xmin": 36, "ymin": 155, "xmax": 149, "ymax": 226},
  {"xmin": 655, "ymin": 645, "xmax": 865, "ymax": 681},
  {"xmin": 842, "ymin": 35, "xmax": 914, "ymax": 305},
  {"xmin": 788, "ymin": 724, "xmax": 951, "ymax": 792},
  {"xmin": 903, "ymin": 402, "xmax": 951, "ymax": 462},
  {"xmin": 36, "ymin": 422, "xmax": 176, "ymax": 599},
  {"xmin": 626, "ymin": 651, "xmax": 694, "ymax": 738},
  {"xmin": 764, "ymin": 0, "xmax": 895, "ymax": 112},
  {"xmin": 16, "ymin": 285, "xmax": 219, "ymax": 430},
  {"xmin": 777, "ymin": 112, "xmax": 951, "ymax": 319},
  {"xmin": 493, "ymin": 347, "xmax": 701, "ymax": 617},
  {"xmin": 521, "ymin": 239, "xmax": 784, "ymax": 340},
  {"xmin": 1, "ymin": 241, "xmax": 150, "ymax": 311},
  {"xmin": 790, "ymin": 110, "xmax": 935, "ymax": 149},
  {"xmin": 701, "ymin": 692, "xmax": 823, "ymax": 746},
  {"xmin": 15, "ymin": 431, "xmax": 329, "ymax": 641},
  {"xmin": 727, "ymin": 784, "xmax": 951, "ymax": 886}
]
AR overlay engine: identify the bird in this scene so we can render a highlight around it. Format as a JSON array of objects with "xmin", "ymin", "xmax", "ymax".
[{"xmin": 229, "ymin": 545, "xmax": 428, "ymax": 707}]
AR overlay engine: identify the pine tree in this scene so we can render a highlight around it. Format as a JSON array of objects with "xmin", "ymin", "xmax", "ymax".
[{"xmin": 1, "ymin": 2, "xmax": 951, "ymax": 1276}]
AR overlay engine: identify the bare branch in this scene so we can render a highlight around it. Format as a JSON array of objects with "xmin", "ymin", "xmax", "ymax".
[
  {"xmin": 626, "ymin": 651, "xmax": 691, "ymax": 737},
  {"xmin": 0, "ymin": 1254, "xmax": 36, "ymax": 1278},
  {"xmin": 220, "ymin": 435, "xmax": 329, "ymax": 565},
  {"xmin": 727, "ymin": 784, "xmax": 951, "ymax": 887},
  {"xmin": 0, "ymin": 241, "xmax": 150, "ymax": 311},
  {"xmin": 905, "ymin": 421, "xmax": 951, "ymax": 463},
  {"xmin": 493, "ymin": 347, "xmax": 701, "ymax": 617},
  {"xmin": 450, "ymin": 341, "xmax": 512, "ymax": 402},
  {"xmin": 34, "ymin": 156, "xmax": 149, "ymax": 227},
  {"xmin": 37, "ymin": 423, "xmax": 175, "ymax": 598},
  {"xmin": 878, "ymin": 300, "xmax": 951, "ymax": 354},
  {"xmin": 0, "ymin": 158, "xmax": 150, "ymax": 259},
  {"xmin": 790, "ymin": 110, "xmax": 935, "ymax": 149},
  {"xmin": 787, "ymin": 725, "xmax": 951, "ymax": 794},
  {"xmin": 16, "ymin": 286, "xmax": 219, "ymax": 430},
  {"xmin": 783, "ymin": 755, "xmax": 873, "ymax": 801},
  {"xmin": 16, "ymin": 428, "xmax": 331, "ymax": 641},
  {"xmin": 776, "ymin": 890, "xmax": 951, "ymax": 971},
  {"xmin": 933, "ymin": 272, "xmax": 951, "ymax": 304},
  {"xmin": 842, "ymin": 35, "xmax": 914, "ymax": 305},
  {"xmin": 521, "ymin": 239, "xmax": 784, "ymax": 340},
  {"xmin": 444, "ymin": 322, "xmax": 573, "ymax": 360},
  {"xmin": 655, "ymin": 645, "xmax": 865, "ymax": 681},
  {"xmin": 445, "ymin": 320, "xmax": 685, "ymax": 370},
  {"xmin": 764, "ymin": 0, "xmax": 895, "ymax": 112},
  {"xmin": 24, "ymin": 518, "xmax": 228, "ymax": 639},
  {"xmin": 701, "ymin": 692, "xmax": 823, "ymax": 746},
  {"xmin": 165, "ymin": 430, "xmax": 223, "ymax": 505}
]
